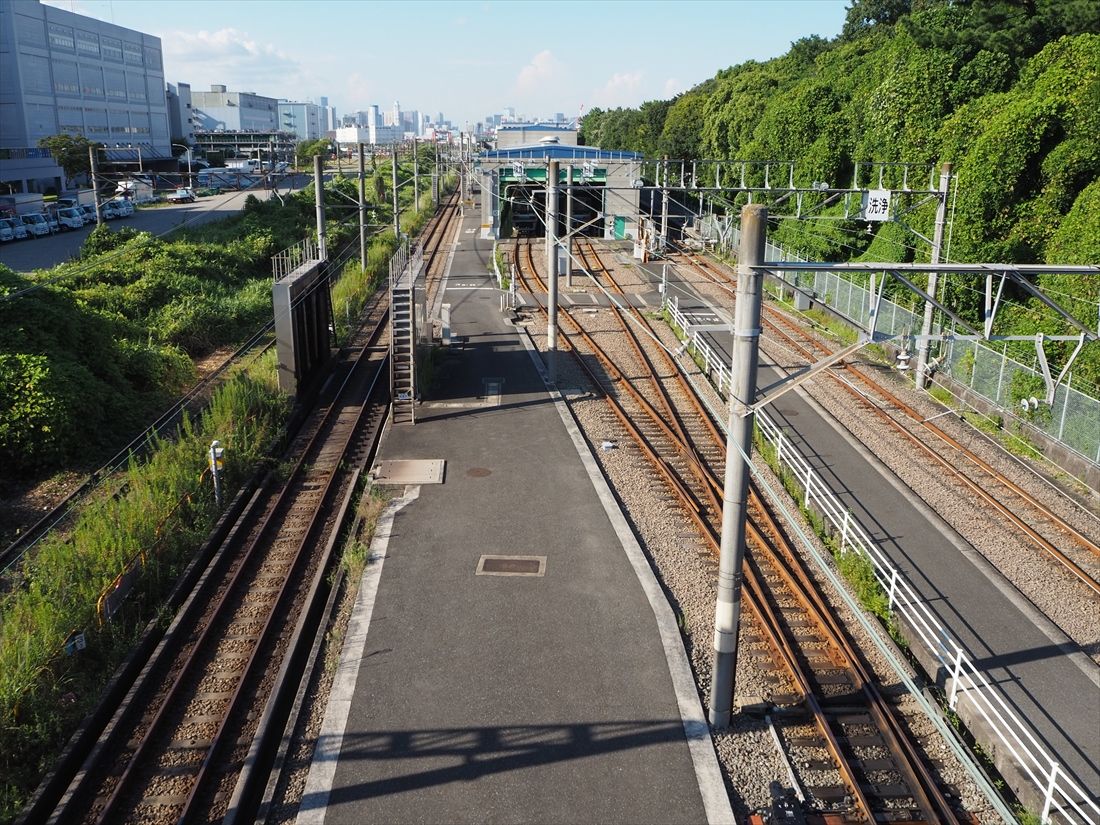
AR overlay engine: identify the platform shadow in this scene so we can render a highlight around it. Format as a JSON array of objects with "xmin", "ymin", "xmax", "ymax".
[{"xmin": 301, "ymin": 719, "xmax": 726, "ymax": 811}]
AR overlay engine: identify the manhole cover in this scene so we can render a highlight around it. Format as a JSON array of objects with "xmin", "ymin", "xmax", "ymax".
[
  {"xmin": 476, "ymin": 555, "xmax": 546, "ymax": 577},
  {"xmin": 467, "ymin": 467, "xmax": 492, "ymax": 477}
]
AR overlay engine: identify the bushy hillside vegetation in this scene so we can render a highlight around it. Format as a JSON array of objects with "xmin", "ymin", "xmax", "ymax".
[
  {"xmin": 581, "ymin": 0, "xmax": 1099, "ymax": 385},
  {"xmin": 0, "ymin": 165, "xmax": 425, "ymax": 481}
]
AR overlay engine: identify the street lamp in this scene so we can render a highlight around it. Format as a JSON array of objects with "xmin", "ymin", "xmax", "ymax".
[{"xmin": 172, "ymin": 143, "xmax": 193, "ymax": 187}]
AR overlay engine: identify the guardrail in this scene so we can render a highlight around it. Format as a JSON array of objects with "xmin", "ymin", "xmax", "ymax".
[{"xmin": 664, "ymin": 293, "xmax": 1098, "ymax": 824}]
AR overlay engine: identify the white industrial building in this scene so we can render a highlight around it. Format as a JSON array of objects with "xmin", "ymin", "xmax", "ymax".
[
  {"xmin": 495, "ymin": 123, "xmax": 578, "ymax": 149},
  {"xmin": 0, "ymin": 0, "xmax": 171, "ymax": 193},
  {"xmin": 278, "ymin": 100, "xmax": 323, "ymax": 140},
  {"xmin": 191, "ymin": 84, "xmax": 278, "ymax": 132}
]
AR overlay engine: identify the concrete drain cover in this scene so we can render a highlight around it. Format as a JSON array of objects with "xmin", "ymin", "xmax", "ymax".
[
  {"xmin": 371, "ymin": 459, "xmax": 445, "ymax": 485},
  {"xmin": 476, "ymin": 555, "xmax": 546, "ymax": 577}
]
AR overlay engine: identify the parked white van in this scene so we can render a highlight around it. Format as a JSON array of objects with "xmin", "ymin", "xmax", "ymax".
[
  {"xmin": 57, "ymin": 207, "xmax": 86, "ymax": 230},
  {"xmin": 22, "ymin": 213, "xmax": 52, "ymax": 237}
]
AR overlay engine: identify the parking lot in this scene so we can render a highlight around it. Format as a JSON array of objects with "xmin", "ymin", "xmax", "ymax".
[{"xmin": 0, "ymin": 176, "xmax": 308, "ymax": 273}]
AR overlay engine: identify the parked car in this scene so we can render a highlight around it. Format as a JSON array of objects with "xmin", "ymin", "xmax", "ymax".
[
  {"xmin": 102, "ymin": 201, "xmax": 123, "ymax": 220},
  {"xmin": 109, "ymin": 198, "xmax": 134, "ymax": 217},
  {"xmin": 80, "ymin": 204, "xmax": 97, "ymax": 224},
  {"xmin": 0, "ymin": 219, "xmax": 13, "ymax": 242},
  {"xmin": 166, "ymin": 188, "xmax": 196, "ymax": 203},
  {"xmin": 43, "ymin": 211, "xmax": 60, "ymax": 233},
  {"xmin": 22, "ymin": 213, "xmax": 52, "ymax": 237},
  {"xmin": 1, "ymin": 217, "xmax": 30, "ymax": 240},
  {"xmin": 57, "ymin": 207, "xmax": 86, "ymax": 231}
]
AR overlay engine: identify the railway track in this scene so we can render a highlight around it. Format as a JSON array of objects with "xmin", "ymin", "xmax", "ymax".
[
  {"xmin": 18, "ymin": 189, "xmax": 463, "ymax": 825},
  {"xmin": 673, "ymin": 251, "xmax": 1100, "ymax": 597},
  {"xmin": 41, "ymin": 301, "xmax": 391, "ymax": 825},
  {"xmin": 514, "ymin": 238, "xmax": 966, "ymax": 823}
]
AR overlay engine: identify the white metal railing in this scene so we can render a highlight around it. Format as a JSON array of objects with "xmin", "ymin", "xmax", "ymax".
[
  {"xmin": 272, "ymin": 236, "xmax": 317, "ymax": 281},
  {"xmin": 663, "ymin": 293, "xmax": 1099, "ymax": 824}
]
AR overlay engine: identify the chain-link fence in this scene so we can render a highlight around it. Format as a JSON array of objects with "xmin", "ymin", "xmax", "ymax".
[{"xmin": 704, "ymin": 219, "xmax": 1100, "ymax": 463}]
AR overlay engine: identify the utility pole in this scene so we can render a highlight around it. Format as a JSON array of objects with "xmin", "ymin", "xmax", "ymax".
[
  {"xmin": 89, "ymin": 145, "xmax": 103, "ymax": 226},
  {"xmin": 358, "ymin": 143, "xmax": 367, "ymax": 269},
  {"xmin": 546, "ymin": 159, "xmax": 560, "ymax": 378},
  {"xmin": 709, "ymin": 203, "xmax": 767, "ymax": 729},
  {"xmin": 314, "ymin": 154, "xmax": 327, "ymax": 260},
  {"xmin": 565, "ymin": 165, "xmax": 574, "ymax": 288},
  {"xmin": 391, "ymin": 143, "xmax": 400, "ymax": 241},
  {"xmin": 914, "ymin": 162, "xmax": 952, "ymax": 389}
]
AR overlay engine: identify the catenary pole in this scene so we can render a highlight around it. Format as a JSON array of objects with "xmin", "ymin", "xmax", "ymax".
[
  {"xmin": 358, "ymin": 143, "xmax": 367, "ymax": 269},
  {"xmin": 413, "ymin": 144, "xmax": 419, "ymax": 214},
  {"xmin": 660, "ymin": 159, "xmax": 670, "ymax": 252},
  {"xmin": 565, "ymin": 165, "xmax": 574, "ymax": 288},
  {"xmin": 709, "ymin": 203, "xmax": 767, "ymax": 728},
  {"xmin": 391, "ymin": 143, "xmax": 400, "ymax": 241},
  {"xmin": 314, "ymin": 154, "xmax": 327, "ymax": 260},
  {"xmin": 914, "ymin": 162, "xmax": 952, "ymax": 389},
  {"xmin": 546, "ymin": 159, "xmax": 560, "ymax": 377}
]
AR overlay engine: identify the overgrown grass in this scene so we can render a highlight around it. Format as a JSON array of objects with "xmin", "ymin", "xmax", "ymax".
[
  {"xmin": 0, "ymin": 349, "xmax": 289, "ymax": 822},
  {"xmin": 0, "ymin": 176, "xmax": 459, "ymax": 820}
]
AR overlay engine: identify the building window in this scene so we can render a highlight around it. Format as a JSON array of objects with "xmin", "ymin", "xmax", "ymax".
[
  {"xmin": 143, "ymin": 46, "xmax": 162, "ymax": 72},
  {"xmin": 48, "ymin": 23, "xmax": 75, "ymax": 51},
  {"xmin": 102, "ymin": 36, "xmax": 123, "ymax": 62},
  {"xmin": 80, "ymin": 65, "xmax": 104, "ymax": 98},
  {"xmin": 75, "ymin": 30, "xmax": 100, "ymax": 57},
  {"xmin": 52, "ymin": 61, "xmax": 80, "ymax": 97},
  {"xmin": 123, "ymin": 42, "xmax": 143, "ymax": 65},
  {"xmin": 128, "ymin": 74, "xmax": 147, "ymax": 103}
]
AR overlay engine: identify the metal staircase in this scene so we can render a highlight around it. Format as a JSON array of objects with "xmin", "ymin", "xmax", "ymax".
[
  {"xmin": 389, "ymin": 242, "xmax": 424, "ymax": 425},
  {"xmin": 391, "ymin": 283, "xmax": 416, "ymax": 424}
]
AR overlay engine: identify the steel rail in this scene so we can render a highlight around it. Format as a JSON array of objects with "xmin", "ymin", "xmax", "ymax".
[
  {"xmin": 763, "ymin": 311, "xmax": 1100, "ymax": 599},
  {"xmin": 92, "ymin": 314, "xmax": 389, "ymax": 825},
  {"xmin": 515, "ymin": 239, "xmax": 958, "ymax": 823},
  {"xmin": 582, "ymin": 241, "xmax": 953, "ymax": 823},
  {"xmin": 679, "ymin": 252, "xmax": 1100, "ymax": 589}
]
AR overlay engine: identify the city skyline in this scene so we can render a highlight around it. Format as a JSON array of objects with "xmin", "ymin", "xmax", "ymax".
[{"xmin": 40, "ymin": 0, "xmax": 850, "ymax": 129}]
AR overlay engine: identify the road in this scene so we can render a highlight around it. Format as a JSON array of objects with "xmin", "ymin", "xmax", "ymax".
[{"xmin": 0, "ymin": 174, "xmax": 310, "ymax": 273}]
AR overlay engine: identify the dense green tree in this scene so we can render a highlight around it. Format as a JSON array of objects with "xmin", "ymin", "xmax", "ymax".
[
  {"xmin": 295, "ymin": 138, "xmax": 331, "ymax": 167},
  {"xmin": 37, "ymin": 134, "xmax": 100, "ymax": 186}
]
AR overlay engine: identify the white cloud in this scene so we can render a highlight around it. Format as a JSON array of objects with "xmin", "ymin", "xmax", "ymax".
[
  {"xmin": 163, "ymin": 28, "xmax": 304, "ymax": 97},
  {"xmin": 516, "ymin": 50, "xmax": 562, "ymax": 93},
  {"xmin": 590, "ymin": 71, "xmax": 644, "ymax": 108},
  {"xmin": 663, "ymin": 77, "xmax": 684, "ymax": 97}
]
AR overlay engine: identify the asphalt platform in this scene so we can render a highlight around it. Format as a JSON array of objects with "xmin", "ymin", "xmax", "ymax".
[{"xmin": 296, "ymin": 212, "xmax": 734, "ymax": 825}]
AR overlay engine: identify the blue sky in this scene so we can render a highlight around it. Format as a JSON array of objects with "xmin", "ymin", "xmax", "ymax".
[{"xmin": 43, "ymin": 0, "xmax": 850, "ymax": 126}]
